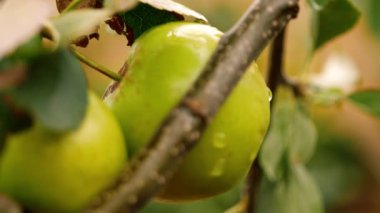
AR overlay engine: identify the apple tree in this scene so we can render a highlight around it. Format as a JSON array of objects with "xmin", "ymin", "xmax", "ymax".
[{"xmin": 0, "ymin": 0, "xmax": 379, "ymax": 212}]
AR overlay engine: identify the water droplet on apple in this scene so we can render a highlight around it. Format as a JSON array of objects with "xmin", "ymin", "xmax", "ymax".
[
  {"xmin": 210, "ymin": 158, "xmax": 226, "ymax": 177},
  {"xmin": 212, "ymin": 132, "xmax": 226, "ymax": 149},
  {"xmin": 267, "ymin": 88, "xmax": 273, "ymax": 102}
]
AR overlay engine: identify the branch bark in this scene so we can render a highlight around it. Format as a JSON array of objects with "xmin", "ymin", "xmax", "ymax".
[
  {"xmin": 88, "ymin": 0, "xmax": 299, "ymax": 212},
  {"xmin": 267, "ymin": 29, "xmax": 287, "ymax": 100}
]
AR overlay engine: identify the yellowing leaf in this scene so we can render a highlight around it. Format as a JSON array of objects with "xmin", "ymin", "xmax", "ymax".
[
  {"xmin": 51, "ymin": 9, "xmax": 112, "ymax": 46},
  {"xmin": 0, "ymin": 0, "xmax": 56, "ymax": 58},
  {"xmin": 139, "ymin": 0, "xmax": 207, "ymax": 23},
  {"xmin": 104, "ymin": 0, "xmax": 139, "ymax": 12}
]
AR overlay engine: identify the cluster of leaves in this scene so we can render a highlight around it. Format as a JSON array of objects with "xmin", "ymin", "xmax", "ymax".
[
  {"xmin": 0, "ymin": 0, "xmax": 379, "ymax": 212},
  {"xmin": 0, "ymin": 0, "xmax": 208, "ymax": 147},
  {"xmin": 0, "ymin": 38, "xmax": 88, "ymax": 141},
  {"xmin": 258, "ymin": 87, "xmax": 322, "ymax": 213},
  {"xmin": 256, "ymin": 0, "xmax": 380, "ymax": 212},
  {"xmin": 0, "ymin": 0, "xmax": 210, "ymax": 211},
  {"xmin": 307, "ymin": 0, "xmax": 380, "ymax": 117},
  {"xmin": 307, "ymin": 133, "xmax": 363, "ymax": 208}
]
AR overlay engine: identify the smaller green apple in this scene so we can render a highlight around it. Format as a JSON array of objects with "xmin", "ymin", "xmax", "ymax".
[{"xmin": 0, "ymin": 92, "xmax": 127, "ymax": 212}]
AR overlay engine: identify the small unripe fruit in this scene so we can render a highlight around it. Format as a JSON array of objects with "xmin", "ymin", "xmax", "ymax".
[
  {"xmin": 0, "ymin": 93, "xmax": 127, "ymax": 212},
  {"xmin": 105, "ymin": 22, "xmax": 270, "ymax": 201}
]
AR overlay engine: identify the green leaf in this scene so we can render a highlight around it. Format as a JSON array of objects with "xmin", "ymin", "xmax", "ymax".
[
  {"xmin": 51, "ymin": 9, "xmax": 112, "ymax": 46},
  {"xmin": 348, "ymin": 90, "xmax": 380, "ymax": 118},
  {"xmin": 257, "ymin": 165, "xmax": 324, "ymax": 213},
  {"xmin": 311, "ymin": 0, "xmax": 360, "ymax": 50},
  {"xmin": 289, "ymin": 165, "xmax": 324, "ymax": 213},
  {"xmin": 1, "ymin": 37, "xmax": 46, "ymax": 92},
  {"xmin": 10, "ymin": 49, "xmax": 88, "ymax": 132},
  {"xmin": 0, "ymin": 95, "xmax": 33, "ymax": 135},
  {"xmin": 309, "ymin": 0, "xmax": 330, "ymax": 8},
  {"xmin": 259, "ymin": 124, "xmax": 287, "ymax": 181},
  {"xmin": 308, "ymin": 137, "xmax": 363, "ymax": 206},
  {"xmin": 289, "ymin": 106, "xmax": 318, "ymax": 164},
  {"xmin": 0, "ymin": 98, "xmax": 31, "ymax": 146},
  {"xmin": 0, "ymin": 58, "xmax": 16, "ymax": 73},
  {"xmin": 119, "ymin": 3, "xmax": 181, "ymax": 44},
  {"xmin": 0, "ymin": 99, "xmax": 10, "ymax": 145},
  {"xmin": 8, "ymin": 36, "xmax": 44, "ymax": 60},
  {"xmin": 260, "ymin": 87, "xmax": 317, "ymax": 181},
  {"xmin": 0, "ymin": 36, "xmax": 43, "ymax": 72},
  {"xmin": 369, "ymin": 0, "xmax": 380, "ymax": 39},
  {"xmin": 259, "ymin": 87, "xmax": 295, "ymax": 180}
]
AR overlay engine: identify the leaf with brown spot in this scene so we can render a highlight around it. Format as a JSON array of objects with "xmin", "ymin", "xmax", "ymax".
[
  {"xmin": 105, "ymin": 0, "xmax": 208, "ymax": 45},
  {"xmin": 140, "ymin": 0, "xmax": 207, "ymax": 23},
  {"xmin": 51, "ymin": 9, "xmax": 111, "ymax": 47}
]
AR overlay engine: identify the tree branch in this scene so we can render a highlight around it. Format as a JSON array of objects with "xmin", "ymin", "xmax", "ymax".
[
  {"xmin": 88, "ymin": 0, "xmax": 299, "ymax": 212},
  {"xmin": 245, "ymin": 28, "xmax": 287, "ymax": 213},
  {"xmin": 267, "ymin": 29, "xmax": 287, "ymax": 100}
]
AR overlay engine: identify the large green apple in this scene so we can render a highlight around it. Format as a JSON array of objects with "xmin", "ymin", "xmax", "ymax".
[
  {"xmin": 0, "ymin": 92, "xmax": 127, "ymax": 212},
  {"xmin": 105, "ymin": 22, "xmax": 270, "ymax": 201}
]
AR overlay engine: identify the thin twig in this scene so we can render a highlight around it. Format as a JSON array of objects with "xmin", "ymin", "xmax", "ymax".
[
  {"xmin": 245, "ymin": 161, "xmax": 262, "ymax": 213},
  {"xmin": 70, "ymin": 47, "xmax": 122, "ymax": 82},
  {"xmin": 267, "ymin": 29, "xmax": 287, "ymax": 101},
  {"xmin": 245, "ymin": 28, "xmax": 287, "ymax": 213},
  {"xmin": 88, "ymin": 0, "xmax": 299, "ymax": 212}
]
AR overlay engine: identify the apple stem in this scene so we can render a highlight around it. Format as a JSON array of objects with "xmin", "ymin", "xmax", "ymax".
[
  {"xmin": 88, "ymin": 0, "xmax": 299, "ymax": 212},
  {"xmin": 61, "ymin": 0, "xmax": 84, "ymax": 14},
  {"xmin": 70, "ymin": 47, "xmax": 122, "ymax": 82}
]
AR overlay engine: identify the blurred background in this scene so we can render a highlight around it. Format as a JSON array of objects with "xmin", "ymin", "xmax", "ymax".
[{"xmin": 76, "ymin": 0, "xmax": 380, "ymax": 212}]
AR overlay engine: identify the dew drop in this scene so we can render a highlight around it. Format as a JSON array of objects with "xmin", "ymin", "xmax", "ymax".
[
  {"xmin": 212, "ymin": 132, "xmax": 227, "ymax": 149},
  {"xmin": 267, "ymin": 88, "xmax": 273, "ymax": 102},
  {"xmin": 210, "ymin": 158, "xmax": 226, "ymax": 177}
]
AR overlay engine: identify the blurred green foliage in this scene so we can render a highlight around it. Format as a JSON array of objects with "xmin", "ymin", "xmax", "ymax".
[
  {"xmin": 204, "ymin": 5, "xmax": 238, "ymax": 32},
  {"xmin": 307, "ymin": 129, "xmax": 363, "ymax": 208},
  {"xmin": 141, "ymin": 183, "xmax": 241, "ymax": 212},
  {"xmin": 348, "ymin": 90, "xmax": 380, "ymax": 118},
  {"xmin": 140, "ymin": 128, "xmax": 364, "ymax": 213},
  {"xmin": 368, "ymin": 0, "xmax": 380, "ymax": 39},
  {"xmin": 310, "ymin": 0, "xmax": 360, "ymax": 50}
]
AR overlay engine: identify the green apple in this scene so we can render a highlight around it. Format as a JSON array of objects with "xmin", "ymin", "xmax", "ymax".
[
  {"xmin": 105, "ymin": 22, "xmax": 270, "ymax": 201},
  {"xmin": 0, "ymin": 92, "xmax": 127, "ymax": 212}
]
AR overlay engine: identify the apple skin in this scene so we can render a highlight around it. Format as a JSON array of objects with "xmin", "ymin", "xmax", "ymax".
[
  {"xmin": 105, "ymin": 22, "xmax": 270, "ymax": 201},
  {"xmin": 0, "ymin": 92, "xmax": 127, "ymax": 212}
]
